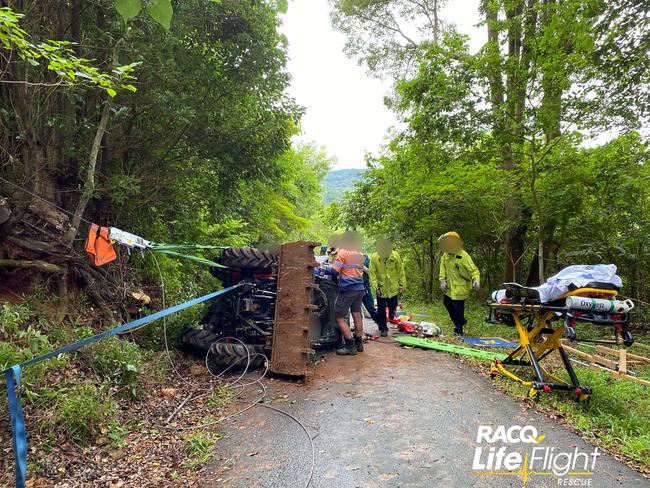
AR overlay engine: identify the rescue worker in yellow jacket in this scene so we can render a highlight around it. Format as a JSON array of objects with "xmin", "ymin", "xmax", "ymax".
[
  {"xmin": 438, "ymin": 231, "xmax": 480, "ymax": 336},
  {"xmin": 369, "ymin": 239, "xmax": 406, "ymax": 337}
]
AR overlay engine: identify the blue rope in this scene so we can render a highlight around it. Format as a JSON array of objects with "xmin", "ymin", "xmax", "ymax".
[{"xmin": 2, "ymin": 284, "xmax": 241, "ymax": 488}]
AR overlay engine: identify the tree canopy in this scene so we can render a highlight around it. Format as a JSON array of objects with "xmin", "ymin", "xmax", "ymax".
[
  {"xmin": 0, "ymin": 0, "xmax": 331, "ymax": 308},
  {"xmin": 331, "ymin": 0, "xmax": 650, "ymax": 306}
]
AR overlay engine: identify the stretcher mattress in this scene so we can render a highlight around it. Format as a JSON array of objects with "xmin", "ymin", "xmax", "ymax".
[{"xmin": 491, "ymin": 264, "xmax": 622, "ymax": 303}]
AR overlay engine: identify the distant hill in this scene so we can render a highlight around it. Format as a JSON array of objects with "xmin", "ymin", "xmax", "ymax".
[{"xmin": 322, "ymin": 168, "xmax": 365, "ymax": 204}]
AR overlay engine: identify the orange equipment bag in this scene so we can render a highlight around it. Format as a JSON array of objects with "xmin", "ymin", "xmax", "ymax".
[{"xmin": 85, "ymin": 223, "xmax": 117, "ymax": 266}]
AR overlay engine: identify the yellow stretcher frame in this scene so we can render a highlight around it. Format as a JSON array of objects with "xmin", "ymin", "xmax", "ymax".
[{"xmin": 488, "ymin": 287, "xmax": 618, "ymax": 401}]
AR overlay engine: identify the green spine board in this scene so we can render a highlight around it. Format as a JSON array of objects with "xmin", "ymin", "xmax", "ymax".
[{"xmin": 394, "ymin": 336, "xmax": 507, "ymax": 362}]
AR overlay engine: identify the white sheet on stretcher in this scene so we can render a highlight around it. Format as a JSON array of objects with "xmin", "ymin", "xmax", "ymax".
[{"xmin": 491, "ymin": 264, "xmax": 623, "ymax": 303}]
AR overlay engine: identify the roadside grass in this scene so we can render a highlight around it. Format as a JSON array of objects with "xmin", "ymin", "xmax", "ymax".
[
  {"xmin": 405, "ymin": 300, "xmax": 650, "ymax": 473},
  {"xmin": 0, "ymin": 297, "xmax": 233, "ymax": 484},
  {"xmin": 183, "ymin": 431, "xmax": 222, "ymax": 469},
  {"xmin": 206, "ymin": 385, "xmax": 238, "ymax": 408},
  {"xmin": 56, "ymin": 383, "xmax": 117, "ymax": 444}
]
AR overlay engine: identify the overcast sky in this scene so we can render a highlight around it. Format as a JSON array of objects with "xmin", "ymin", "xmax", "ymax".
[{"xmin": 281, "ymin": 0, "xmax": 483, "ymax": 169}]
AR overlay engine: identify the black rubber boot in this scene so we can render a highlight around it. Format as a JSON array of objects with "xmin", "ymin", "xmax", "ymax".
[
  {"xmin": 336, "ymin": 338, "xmax": 357, "ymax": 355},
  {"xmin": 354, "ymin": 335, "xmax": 364, "ymax": 352},
  {"xmin": 380, "ymin": 330, "xmax": 388, "ymax": 337}
]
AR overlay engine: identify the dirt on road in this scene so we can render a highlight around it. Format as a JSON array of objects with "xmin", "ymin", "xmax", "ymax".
[{"xmin": 206, "ymin": 331, "xmax": 649, "ymax": 488}]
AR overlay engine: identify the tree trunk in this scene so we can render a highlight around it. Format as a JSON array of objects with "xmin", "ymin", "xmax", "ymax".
[
  {"xmin": 484, "ymin": 0, "xmax": 529, "ymax": 283},
  {"xmin": 63, "ymin": 97, "xmax": 112, "ymax": 246},
  {"xmin": 433, "ymin": 0, "xmax": 440, "ymax": 43},
  {"xmin": 411, "ymin": 243, "xmax": 428, "ymax": 297},
  {"xmin": 541, "ymin": 0, "xmax": 563, "ymax": 143},
  {"xmin": 526, "ymin": 216, "xmax": 558, "ymax": 285},
  {"xmin": 427, "ymin": 235, "xmax": 435, "ymax": 302},
  {"xmin": 503, "ymin": 0, "xmax": 524, "ymax": 283},
  {"xmin": 486, "ymin": 0, "xmax": 538, "ymax": 283},
  {"xmin": 0, "ymin": 259, "xmax": 65, "ymax": 273}
]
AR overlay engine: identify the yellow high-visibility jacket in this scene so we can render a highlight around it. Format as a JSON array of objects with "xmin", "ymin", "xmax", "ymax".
[
  {"xmin": 439, "ymin": 250, "xmax": 480, "ymax": 300},
  {"xmin": 369, "ymin": 250, "xmax": 406, "ymax": 299}
]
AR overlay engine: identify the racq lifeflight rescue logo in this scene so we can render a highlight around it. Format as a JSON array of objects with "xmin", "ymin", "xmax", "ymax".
[{"xmin": 472, "ymin": 424, "xmax": 600, "ymax": 486}]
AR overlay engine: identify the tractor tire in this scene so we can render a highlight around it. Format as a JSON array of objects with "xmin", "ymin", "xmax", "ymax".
[
  {"xmin": 180, "ymin": 327, "xmax": 267, "ymax": 369},
  {"xmin": 207, "ymin": 266, "xmax": 230, "ymax": 282},
  {"xmin": 206, "ymin": 342, "xmax": 267, "ymax": 370},
  {"xmin": 217, "ymin": 247, "xmax": 278, "ymax": 271},
  {"xmin": 179, "ymin": 327, "xmax": 219, "ymax": 356}
]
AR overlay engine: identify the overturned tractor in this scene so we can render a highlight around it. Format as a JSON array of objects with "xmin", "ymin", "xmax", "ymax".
[{"xmin": 180, "ymin": 242, "xmax": 341, "ymax": 376}]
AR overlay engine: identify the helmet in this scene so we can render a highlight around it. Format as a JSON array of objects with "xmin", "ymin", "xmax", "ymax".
[
  {"xmin": 438, "ymin": 231, "xmax": 462, "ymax": 252},
  {"xmin": 438, "ymin": 231, "xmax": 460, "ymax": 241}
]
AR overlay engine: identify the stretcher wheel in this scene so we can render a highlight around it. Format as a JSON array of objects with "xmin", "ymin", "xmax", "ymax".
[
  {"xmin": 489, "ymin": 366, "xmax": 499, "ymax": 379},
  {"xmin": 527, "ymin": 388, "xmax": 540, "ymax": 399},
  {"xmin": 576, "ymin": 386, "xmax": 592, "ymax": 403}
]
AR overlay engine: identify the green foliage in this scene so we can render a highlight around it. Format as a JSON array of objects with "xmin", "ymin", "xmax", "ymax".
[
  {"xmin": 332, "ymin": 0, "xmax": 650, "ymax": 305},
  {"xmin": 590, "ymin": 0, "xmax": 650, "ymax": 128},
  {"xmin": 56, "ymin": 383, "xmax": 116, "ymax": 444},
  {"xmin": 0, "ymin": 7, "xmax": 138, "ymax": 96},
  {"xmin": 115, "ymin": 0, "xmax": 143, "ymax": 24},
  {"xmin": 183, "ymin": 431, "xmax": 221, "ymax": 468},
  {"xmin": 492, "ymin": 367, "xmax": 650, "ymax": 468},
  {"xmin": 107, "ymin": 419, "xmax": 131, "ymax": 448},
  {"xmin": 38, "ymin": 433, "xmax": 57, "ymax": 454},
  {"xmin": 253, "ymin": 142, "xmax": 332, "ymax": 239},
  {"xmin": 206, "ymin": 385, "xmax": 237, "ymax": 408},
  {"xmin": 2, "ymin": 1, "xmax": 318, "ymax": 237},
  {"xmin": 322, "ymin": 168, "xmax": 365, "ymax": 204},
  {"xmin": 139, "ymin": 350, "xmax": 170, "ymax": 383},
  {"xmin": 1, "ymin": 0, "xmax": 330, "ymax": 346},
  {"xmin": 73, "ymin": 324, "xmax": 95, "ymax": 340},
  {"xmin": 331, "ymin": 0, "xmax": 446, "ymax": 76},
  {"xmin": 0, "ymin": 301, "xmax": 33, "ymax": 339},
  {"xmin": 47, "ymin": 320, "xmax": 74, "ymax": 345},
  {"xmin": 408, "ymin": 299, "xmax": 513, "ymax": 339},
  {"xmin": 536, "ymin": 368, "xmax": 650, "ymax": 466},
  {"xmin": 146, "ymin": 0, "xmax": 173, "ymax": 30},
  {"xmin": 115, "ymin": 0, "xmax": 173, "ymax": 30},
  {"xmin": 0, "ymin": 298, "xmax": 153, "ymax": 458},
  {"xmin": 0, "ymin": 301, "xmax": 66, "ymax": 406},
  {"xmin": 275, "ymin": 0, "xmax": 289, "ymax": 14},
  {"xmin": 97, "ymin": 0, "xmax": 327, "ymax": 290},
  {"xmin": 84, "ymin": 337, "xmax": 146, "ymax": 398}
]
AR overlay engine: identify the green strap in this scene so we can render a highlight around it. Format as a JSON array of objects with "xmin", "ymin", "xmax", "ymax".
[
  {"xmin": 151, "ymin": 244, "xmax": 227, "ymax": 252},
  {"xmin": 152, "ymin": 249, "xmax": 227, "ymax": 268},
  {"xmin": 149, "ymin": 243, "xmax": 229, "ymax": 268}
]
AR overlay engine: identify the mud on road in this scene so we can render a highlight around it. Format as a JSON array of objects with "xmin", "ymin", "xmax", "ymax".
[{"xmin": 206, "ymin": 327, "xmax": 649, "ymax": 488}]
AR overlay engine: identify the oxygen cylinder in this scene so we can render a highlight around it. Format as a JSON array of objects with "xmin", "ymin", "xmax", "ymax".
[{"xmin": 565, "ymin": 296, "xmax": 634, "ymax": 313}]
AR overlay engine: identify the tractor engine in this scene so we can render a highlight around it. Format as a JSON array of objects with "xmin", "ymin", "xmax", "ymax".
[{"xmin": 201, "ymin": 279, "xmax": 277, "ymax": 345}]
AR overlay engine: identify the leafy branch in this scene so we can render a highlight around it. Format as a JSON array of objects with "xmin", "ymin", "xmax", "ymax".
[{"xmin": 0, "ymin": 7, "xmax": 139, "ymax": 96}]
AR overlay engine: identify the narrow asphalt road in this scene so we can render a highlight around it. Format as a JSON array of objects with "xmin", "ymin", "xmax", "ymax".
[{"xmin": 207, "ymin": 325, "xmax": 649, "ymax": 488}]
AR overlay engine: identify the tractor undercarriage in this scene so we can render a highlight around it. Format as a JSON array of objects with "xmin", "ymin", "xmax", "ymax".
[{"xmin": 180, "ymin": 241, "xmax": 341, "ymax": 376}]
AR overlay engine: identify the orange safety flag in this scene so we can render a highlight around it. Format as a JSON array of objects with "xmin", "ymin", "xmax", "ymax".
[{"xmin": 85, "ymin": 223, "xmax": 117, "ymax": 266}]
